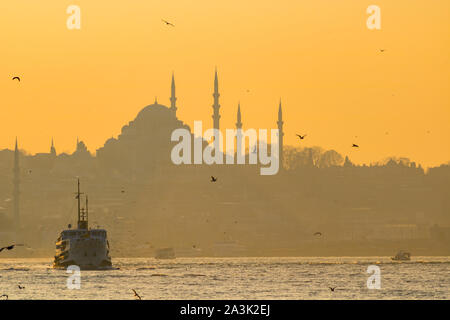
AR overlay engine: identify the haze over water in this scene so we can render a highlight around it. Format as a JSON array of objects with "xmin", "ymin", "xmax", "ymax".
[{"xmin": 0, "ymin": 257, "xmax": 448, "ymax": 300}]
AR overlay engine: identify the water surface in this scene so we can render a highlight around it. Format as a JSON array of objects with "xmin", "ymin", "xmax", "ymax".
[{"xmin": 0, "ymin": 257, "xmax": 448, "ymax": 299}]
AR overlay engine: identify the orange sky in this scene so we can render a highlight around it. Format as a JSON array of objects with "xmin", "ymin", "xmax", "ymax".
[{"xmin": 0, "ymin": 0, "xmax": 449, "ymax": 167}]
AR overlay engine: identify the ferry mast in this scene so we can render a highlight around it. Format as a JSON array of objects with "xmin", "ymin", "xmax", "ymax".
[{"xmin": 76, "ymin": 178, "xmax": 88, "ymax": 229}]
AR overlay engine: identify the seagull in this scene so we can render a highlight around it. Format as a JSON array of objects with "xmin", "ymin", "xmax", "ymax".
[
  {"xmin": 18, "ymin": 285, "xmax": 25, "ymax": 290},
  {"xmin": 0, "ymin": 244, "xmax": 24, "ymax": 253},
  {"xmin": 12, "ymin": 76, "xmax": 20, "ymax": 82},
  {"xmin": 210, "ymin": 176, "xmax": 217, "ymax": 182},
  {"xmin": 313, "ymin": 232, "xmax": 322, "ymax": 236},
  {"xmin": 329, "ymin": 287, "xmax": 337, "ymax": 292},
  {"xmin": 132, "ymin": 289, "xmax": 142, "ymax": 300},
  {"xmin": 296, "ymin": 134, "xmax": 307, "ymax": 140},
  {"xmin": 0, "ymin": 294, "xmax": 8, "ymax": 300},
  {"xmin": 162, "ymin": 19, "xmax": 175, "ymax": 27},
  {"xmin": 352, "ymin": 144, "xmax": 359, "ymax": 148}
]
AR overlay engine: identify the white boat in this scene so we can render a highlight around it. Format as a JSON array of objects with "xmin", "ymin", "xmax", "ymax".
[
  {"xmin": 391, "ymin": 250, "xmax": 411, "ymax": 261},
  {"xmin": 53, "ymin": 179, "xmax": 112, "ymax": 270}
]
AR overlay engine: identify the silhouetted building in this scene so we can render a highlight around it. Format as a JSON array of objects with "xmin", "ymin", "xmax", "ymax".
[
  {"xmin": 13, "ymin": 138, "xmax": 20, "ymax": 240},
  {"xmin": 277, "ymin": 99, "xmax": 284, "ymax": 171},
  {"xmin": 50, "ymin": 138, "xmax": 56, "ymax": 156},
  {"xmin": 96, "ymin": 96, "xmax": 190, "ymax": 179},
  {"xmin": 212, "ymin": 68, "xmax": 221, "ymax": 131},
  {"xmin": 236, "ymin": 102, "xmax": 243, "ymax": 155},
  {"xmin": 170, "ymin": 73, "xmax": 177, "ymax": 116},
  {"xmin": 73, "ymin": 138, "xmax": 92, "ymax": 159}
]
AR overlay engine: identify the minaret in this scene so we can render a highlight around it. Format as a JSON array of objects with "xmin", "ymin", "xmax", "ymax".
[
  {"xmin": 170, "ymin": 72, "xmax": 177, "ymax": 116},
  {"xmin": 13, "ymin": 138, "xmax": 20, "ymax": 239},
  {"xmin": 236, "ymin": 102, "xmax": 243, "ymax": 160},
  {"xmin": 277, "ymin": 99, "xmax": 284, "ymax": 171},
  {"xmin": 236, "ymin": 102, "xmax": 242, "ymax": 129},
  {"xmin": 50, "ymin": 138, "xmax": 56, "ymax": 156},
  {"xmin": 212, "ymin": 68, "xmax": 221, "ymax": 131}
]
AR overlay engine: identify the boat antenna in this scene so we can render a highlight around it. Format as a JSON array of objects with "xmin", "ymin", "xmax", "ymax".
[{"xmin": 75, "ymin": 178, "xmax": 84, "ymax": 229}]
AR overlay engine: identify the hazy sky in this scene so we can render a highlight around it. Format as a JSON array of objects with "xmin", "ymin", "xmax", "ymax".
[{"xmin": 0, "ymin": 1, "xmax": 449, "ymax": 167}]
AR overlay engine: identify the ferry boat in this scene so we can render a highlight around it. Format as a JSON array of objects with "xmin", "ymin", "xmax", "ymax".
[
  {"xmin": 391, "ymin": 250, "xmax": 411, "ymax": 261},
  {"xmin": 53, "ymin": 179, "xmax": 112, "ymax": 270}
]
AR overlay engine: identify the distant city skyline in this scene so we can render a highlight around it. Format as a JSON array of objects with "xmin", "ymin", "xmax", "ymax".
[{"xmin": 0, "ymin": 1, "xmax": 449, "ymax": 168}]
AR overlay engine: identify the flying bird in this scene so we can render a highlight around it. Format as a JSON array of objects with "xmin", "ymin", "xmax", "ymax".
[
  {"xmin": 18, "ymin": 285, "xmax": 25, "ymax": 290},
  {"xmin": 0, "ymin": 244, "xmax": 24, "ymax": 253},
  {"xmin": 132, "ymin": 289, "xmax": 142, "ymax": 300},
  {"xmin": 313, "ymin": 232, "xmax": 322, "ymax": 237},
  {"xmin": 12, "ymin": 76, "xmax": 20, "ymax": 82},
  {"xmin": 162, "ymin": 19, "xmax": 175, "ymax": 27},
  {"xmin": 210, "ymin": 176, "xmax": 217, "ymax": 182},
  {"xmin": 296, "ymin": 134, "xmax": 307, "ymax": 140},
  {"xmin": 329, "ymin": 287, "xmax": 337, "ymax": 292},
  {"xmin": 352, "ymin": 144, "xmax": 359, "ymax": 148}
]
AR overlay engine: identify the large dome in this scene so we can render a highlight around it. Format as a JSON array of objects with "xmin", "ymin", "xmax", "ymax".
[{"xmin": 96, "ymin": 101, "xmax": 191, "ymax": 175}]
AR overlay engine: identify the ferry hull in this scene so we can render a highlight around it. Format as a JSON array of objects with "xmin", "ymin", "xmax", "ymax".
[{"xmin": 53, "ymin": 233, "xmax": 112, "ymax": 270}]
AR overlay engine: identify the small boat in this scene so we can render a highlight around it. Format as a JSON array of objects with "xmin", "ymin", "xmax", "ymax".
[
  {"xmin": 391, "ymin": 250, "xmax": 411, "ymax": 261},
  {"xmin": 155, "ymin": 247, "xmax": 175, "ymax": 259}
]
